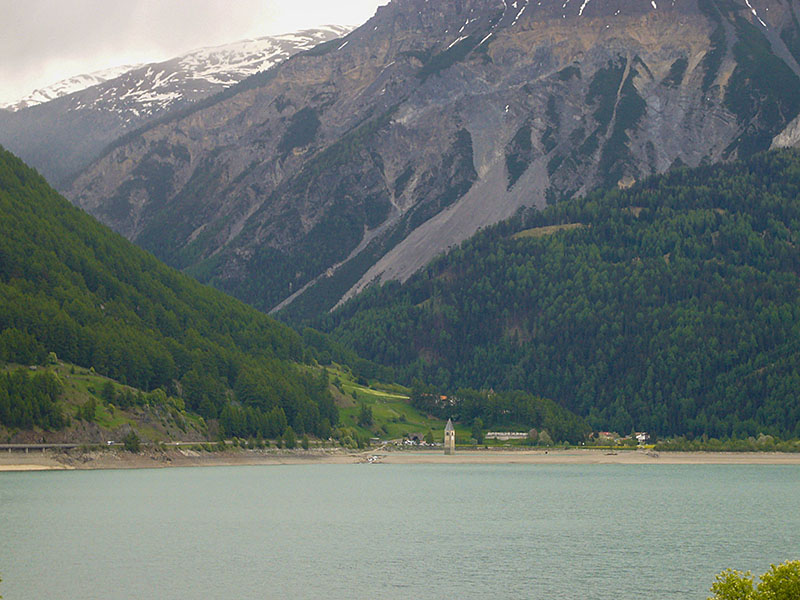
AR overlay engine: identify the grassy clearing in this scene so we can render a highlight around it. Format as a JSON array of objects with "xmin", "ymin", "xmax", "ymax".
[
  {"xmin": 322, "ymin": 364, "xmax": 461, "ymax": 441},
  {"xmin": 2, "ymin": 360, "xmax": 205, "ymax": 442},
  {"xmin": 93, "ymin": 403, "xmax": 133, "ymax": 430},
  {"xmin": 3, "ymin": 361, "xmax": 122, "ymax": 413},
  {"xmin": 512, "ymin": 223, "xmax": 584, "ymax": 239}
]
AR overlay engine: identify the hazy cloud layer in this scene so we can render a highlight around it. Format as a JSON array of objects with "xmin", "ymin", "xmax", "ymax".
[{"xmin": 1, "ymin": 0, "xmax": 384, "ymax": 105}]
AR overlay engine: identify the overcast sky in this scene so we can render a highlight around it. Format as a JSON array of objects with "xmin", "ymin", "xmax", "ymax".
[{"xmin": 0, "ymin": 0, "xmax": 385, "ymax": 105}]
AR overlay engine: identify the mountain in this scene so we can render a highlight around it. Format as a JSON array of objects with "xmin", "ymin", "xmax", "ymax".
[
  {"xmin": 321, "ymin": 149, "xmax": 800, "ymax": 439},
  {"xmin": 64, "ymin": 0, "xmax": 800, "ymax": 320},
  {"xmin": 0, "ymin": 145, "xmax": 338, "ymax": 438},
  {"xmin": 0, "ymin": 26, "xmax": 350, "ymax": 187},
  {"xmin": 0, "ymin": 64, "xmax": 142, "ymax": 112}
]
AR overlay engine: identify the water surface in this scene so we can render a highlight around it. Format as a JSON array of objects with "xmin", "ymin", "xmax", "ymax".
[{"xmin": 2, "ymin": 464, "xmax": 798, "ymax": 599}]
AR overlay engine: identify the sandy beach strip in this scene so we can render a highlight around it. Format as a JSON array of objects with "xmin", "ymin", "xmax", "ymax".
[
  {"xmin": 0, "ymin": 463, "xmax": 69, "ymax": 471},
  {"xmin": 2, "ymin": 447, "xmax": 800, "ymax": 472},
  {"xmin": 0, "ymin": 448, "xmax": 356, "ymax": 472},
  {"xmin": 376, "ymin": 449, "xmax": 800, "ymax": 465}
]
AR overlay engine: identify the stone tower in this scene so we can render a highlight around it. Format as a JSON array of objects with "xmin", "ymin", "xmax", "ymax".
[{"xmin": 444, "ymin": 418, "xmax": 455, "ymax": 455}]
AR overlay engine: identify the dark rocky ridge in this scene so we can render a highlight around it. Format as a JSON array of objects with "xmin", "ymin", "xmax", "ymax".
[{"xmin": 66, "ymin": 0, "xmax": 800, "ymax": 319}]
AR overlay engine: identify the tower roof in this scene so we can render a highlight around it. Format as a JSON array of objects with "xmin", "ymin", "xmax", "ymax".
[{"xmin": 445, "ymin": 418, "xmax": 454, "ymax": 432}]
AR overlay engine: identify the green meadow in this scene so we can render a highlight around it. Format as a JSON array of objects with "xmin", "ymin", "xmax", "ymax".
[{"xmin": 324, "ymin": 364, "xmax": 471, "ymax": 442}]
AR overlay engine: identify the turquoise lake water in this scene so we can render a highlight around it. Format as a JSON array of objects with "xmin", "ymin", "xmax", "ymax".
[{"xmin": 1, "ymin": 463, "xmax": 799, "ymax": 599}]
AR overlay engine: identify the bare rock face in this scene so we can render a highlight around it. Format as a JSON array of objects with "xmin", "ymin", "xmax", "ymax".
[
  {"xmin": 772, "ymin": 114, "xmax": 800, "ymax": 149},
  {"xmin": 66, "ymin": 0, "xmax": 800, "ymax": 319}
]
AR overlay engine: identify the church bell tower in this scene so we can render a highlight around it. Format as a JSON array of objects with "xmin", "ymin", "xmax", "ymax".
[{"xmin": 444, "ymin": 418, "xmax": 455, "ymax": 455}]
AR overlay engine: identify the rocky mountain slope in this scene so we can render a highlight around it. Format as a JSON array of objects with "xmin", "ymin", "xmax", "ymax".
[
  {"xmin": 0, "ymin": 26, "xmax": 349, "ymax": 186},
  {"xmin": 66, "ymin": 0, "xmax": 800, "ymax": 320}
]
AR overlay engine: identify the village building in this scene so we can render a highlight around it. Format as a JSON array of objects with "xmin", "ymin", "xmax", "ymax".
[
  {"xmin": 485, "ymin": 432, "xmax": 528, "ymax": 441},
  {"xmin": 405, "ymin": 433, "xmax": 425, "ymax": 445},
  {"xmin": 444, "ymin": 419, "xmax": 455, "ymax": 455}
]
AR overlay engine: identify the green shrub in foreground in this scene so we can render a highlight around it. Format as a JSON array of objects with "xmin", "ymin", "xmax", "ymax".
[{"xmin": 709, "ymin": 560, "xmax": 800, "ymax": 599}]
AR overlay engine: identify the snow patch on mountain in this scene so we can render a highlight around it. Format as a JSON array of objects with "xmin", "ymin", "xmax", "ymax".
[
  {"xmin": 1, "ymin": 64, "xmax": 141, "ymax": 111},
  {"xmin": 1, "ymin": 26, "xmax": 351, "ymax": 114},
  {"xmin": 178, "ymin": 26, "xmax": 351, "ymax": 82}
]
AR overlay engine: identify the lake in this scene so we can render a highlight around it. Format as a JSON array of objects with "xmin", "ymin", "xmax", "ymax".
[{"xmin": 2, "ymin": 464, "xmax": 799, "ymax": 599}]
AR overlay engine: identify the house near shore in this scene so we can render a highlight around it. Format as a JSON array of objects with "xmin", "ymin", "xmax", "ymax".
[
  {"xmin": 485, "ymin": 432, "xmax": 528, "ymax": 441},
  {"xmin": 406, "ymin": 433, "xmax": 424, "ymax": 444}
]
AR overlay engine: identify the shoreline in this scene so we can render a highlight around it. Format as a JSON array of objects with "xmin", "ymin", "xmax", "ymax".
[{"xmin": 2, "ymin": 447, "xmax": 800, "ymax": 472}]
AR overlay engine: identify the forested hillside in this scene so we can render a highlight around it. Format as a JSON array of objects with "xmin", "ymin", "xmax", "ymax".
[
  {"xmin": 0, "ymin": 146, "xmax": 336, "ymax": 437},
  {"xmin": 324, "ymin": 150, "xmax": 800, "ymax": 438}
]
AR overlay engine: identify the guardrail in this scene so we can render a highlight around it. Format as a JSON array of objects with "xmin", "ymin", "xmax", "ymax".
[{"xmin": 0, "ymin": 443, "xmax": 85, "ymax": 452}]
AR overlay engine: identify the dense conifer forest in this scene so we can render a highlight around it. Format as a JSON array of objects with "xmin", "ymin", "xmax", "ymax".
[
  {"xmin": 0, "ymin": 369, "xmax": 64, "ymax": 431},
  {"xmin": 0, "ymin": 147, "xmax": 337, "ymax": 437},
  {"xmin": 323, "ymin": 150, "xmax": 800, "ymax": 438}
]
